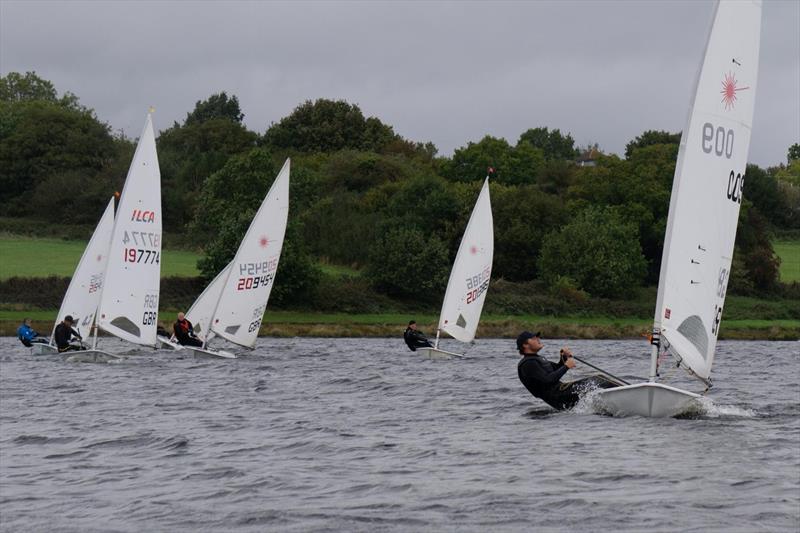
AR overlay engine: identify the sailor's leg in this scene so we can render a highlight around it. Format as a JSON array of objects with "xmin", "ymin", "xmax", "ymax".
[
  {"xmin": 546, "ymin": 375, "xmax": 619, "ymax": 410},
  {"xmin": 542, "ymin": 387, "xmax": 582, "ymax": 410},
  {"xmin": 578, "ymin": 375, "xmax": 620, "ymax": 390}
]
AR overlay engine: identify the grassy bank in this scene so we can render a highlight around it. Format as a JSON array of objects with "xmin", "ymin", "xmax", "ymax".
[
  {"xmin": 774, "ymin": 240, "xmax": 800, "ymax": 283},
  {"xmin": 0, "ymin": 235, "xmax": 201, "ymax": 279},
  {"xmin": 1, "ymin": 233, "xmax": 796, "ymax": 341},
  {"xmin": 2, "ymin": 310, "xmax": 796, "ymax": 340}
]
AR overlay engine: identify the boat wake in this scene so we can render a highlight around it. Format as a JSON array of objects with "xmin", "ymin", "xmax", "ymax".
[{"xmin": 688, "ymin": 397, "xmax": 757, "ymax": 419}]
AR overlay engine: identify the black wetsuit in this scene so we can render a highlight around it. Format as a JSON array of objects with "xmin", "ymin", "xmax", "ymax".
[
  {"xmin": 54, "ymin": 323, "xmax": 82, "ymax": 352},
  {"xmin": 403, "ymin": 327, "xmax": 433, "ymax": 351},
  {"xmin": 174, "ymin": 319, "xmax": 203, "ymax": 347},
  {"xmin": 518, "ymin": 353, "xmax": 617, "ymax": 410}
]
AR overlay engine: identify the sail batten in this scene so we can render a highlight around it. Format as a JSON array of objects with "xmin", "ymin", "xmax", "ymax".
[
  {"xmin": 654, "ymin": 0, "xmax": 761, "ymax": 380},
  {"xmin": 438, "ymin": 178, "xmax": 493, "ymax": 344}
]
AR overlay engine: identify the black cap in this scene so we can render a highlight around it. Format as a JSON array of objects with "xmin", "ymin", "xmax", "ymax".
[
  {"xmin": 408, "ymin": 320, "xmax": 416, "ymax": 326},
  {"xmin": 64, "ymin": 315, "xmax": 74, "ymax": 322},
  {"xmin": 516, "ymin": 331, "xmax": 540, "ymax": 351}
]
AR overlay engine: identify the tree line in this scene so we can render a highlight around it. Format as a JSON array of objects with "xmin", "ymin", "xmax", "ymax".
[{"xmin": 2, "ymin": 71, "xmax": 797, "ymax": 305}]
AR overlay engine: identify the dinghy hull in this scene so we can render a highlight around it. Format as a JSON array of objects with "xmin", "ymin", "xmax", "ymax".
[
  {"xmin": 187, "ymin": 347, "xmax": 237, "ymax": 359},
  {"xmin": 30, "ymin": 344, "xmax": 58, "ymax": 355},
  {"xmin": 416, "ymin": 347, "xmax": 464, "ymax": 360},
  {"xmin": 157, "ymin": 336, "xmax": 183, "ymax": 351},
  {"xmin": 594, "ymin": 382, "xmax": 702, "ymax": 418},
  {"xmin": 62, "ymin": 350, "xmax": 122, "ymax": 364}
]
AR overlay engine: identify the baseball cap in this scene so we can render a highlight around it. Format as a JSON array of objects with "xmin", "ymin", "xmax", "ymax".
[{"xmin": 516, "ymin": 330, "xmax": 541, "ymax": 351}]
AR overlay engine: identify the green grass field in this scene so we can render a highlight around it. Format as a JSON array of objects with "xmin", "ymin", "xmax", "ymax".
[
  {"xmin": 0, "ymin": 236, "xmax": 201, "ymax": 279},
  {"xmin": 774, "ymin": 240, "xmax": 800, "ymax": 283},
  {"xmin": 318, "ymin": 262, "xmax": 362, "ymax": 277},
  {"xmin": 1, "ymin": 309, "xmax": 795, "ymax": 331}
]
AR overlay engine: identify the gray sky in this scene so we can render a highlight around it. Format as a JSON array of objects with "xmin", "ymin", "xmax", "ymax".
[{"xmin": 1, "ymin": 0, "xmax": 798, "ymax": 167}]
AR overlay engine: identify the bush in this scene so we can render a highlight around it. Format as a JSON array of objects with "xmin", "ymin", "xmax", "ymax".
[
  {"xmin": 538, "ymin": 207, "xmax": 647, "ymax": 298},
  {"xmin": 366, "ymin": 226, "xmax": 449, "ymax": 299}
]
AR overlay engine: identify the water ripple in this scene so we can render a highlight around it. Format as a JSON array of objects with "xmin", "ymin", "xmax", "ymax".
[{"xmin": 1, "ymin": 337, "xmax": 798, "ymax": 532}]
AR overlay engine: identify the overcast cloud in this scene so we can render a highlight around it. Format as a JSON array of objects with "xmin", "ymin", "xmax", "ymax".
[{"xmin": 1, "ymin": 0, "xmax": 798, "ymax": 167}]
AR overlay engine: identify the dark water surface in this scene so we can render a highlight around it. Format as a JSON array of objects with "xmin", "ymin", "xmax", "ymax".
[{"xmin": 1, "ymin": 337, "xmax": 798, "ymax": 532}]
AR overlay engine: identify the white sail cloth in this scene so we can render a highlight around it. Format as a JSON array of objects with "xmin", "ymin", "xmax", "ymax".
[
  {"xmin": 185, "ymin": 262, "xmax": 231, "ymax": 339},
  {"xmin": 51, "ymin": 197, "xmax": 115, "ymax": 340},
  {"xmin": 96, "ymin": 112, "xmax": 163, "ymax": 347},
  {"xmin": 207, "ymin": 159, "xmax": 291, "ymax": 349},
  {"xmin": 438, "ymin": 177, "xmax": 494, "ymax": 343},
  {"xmin": 654, "ymin": 0, "xmax": 761, "ymax": 380}
]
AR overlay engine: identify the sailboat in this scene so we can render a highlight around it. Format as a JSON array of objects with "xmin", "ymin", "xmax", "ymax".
[
  {"xmin": 187, "ymin": 159, "xmax": 290, "ymax": 359},
  {"xmin": 417, "ymin": 177, "xmax": 493, "ymax": 359},
  {"xmin": 30, "ymin": 198, "xmax": 115, "ymax": 355},
  {"xmin": 156, "ymin": 264, "xmax": 232, "ymax": 351},
  {"xmin": 596, "ymin": 0, "xmax": 761, "ymax": 417},
  {"xmin": 65, "ymin": 111, "xmax": 163, "ymax": 363}
]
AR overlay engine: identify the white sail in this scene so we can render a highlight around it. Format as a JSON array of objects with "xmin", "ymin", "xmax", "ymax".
[
  {"xmin": 438, "ymin": 177, "xmax": 493, "ymax": 343},
  {"xmin": 185, "ymin": 262, "xmax": 232, "ymax": 338},
  {"xmin": 96, "ymin": 112, "xmax": 163, "ymax": 347},
  {"xmin": 655, "ymin": 0, "xmax": 761, "ymax": 380},
  {"xmin": 208, "ymin": 159, "xmax": 290, "ymax": 349},
  {"xmin": 50, "ymin": 197, "xmax": 115, "ymax": 340}
]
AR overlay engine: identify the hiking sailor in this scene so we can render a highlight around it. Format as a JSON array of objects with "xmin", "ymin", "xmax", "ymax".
[
  {"xmin": 403, "ymin": 320, "xmax": 433, "ymax": 351},
  {"xmin": 16, "ymin": 318, "xmax": 49, "ymax": 347},
  {"xmin": 173, "ymin": 312, "xmax": 203, "ymax": 347},
  {"xmin": 516, "ymin": 331, "xmax": 617, "ymax": 410},
  {"xmin": 54, "ymin": 315, "xmax": 83, "ymax": 352}
]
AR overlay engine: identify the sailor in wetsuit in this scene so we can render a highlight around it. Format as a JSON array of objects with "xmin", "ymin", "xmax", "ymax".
[
  {"xmin": 54, "ymin": 316, "xmax": 83, "ymax": 352},
  {"xmin": 16, "ymin": 318, "xmax": 49, "ymax": 347},
  {"xmin": 403, "ymin": 320, "xmax": 433, "ymax": 351},
  {"xmin": 516, "ymin": 331, "xmax": 617, "ymax": 410},
  {"xmin": 173, "ymin": 312, "xmax": 203, "ymax": 347}
]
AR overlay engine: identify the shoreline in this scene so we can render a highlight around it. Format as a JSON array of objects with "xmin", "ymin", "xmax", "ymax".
[{"xmin": 2, "ymin": 313, "xmax": 797, "ymax": 341}]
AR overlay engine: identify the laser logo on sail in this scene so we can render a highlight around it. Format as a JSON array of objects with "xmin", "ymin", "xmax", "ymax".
[{"xmin": 720, "ymin": 71, "xmax": 748, "ymax": 110}]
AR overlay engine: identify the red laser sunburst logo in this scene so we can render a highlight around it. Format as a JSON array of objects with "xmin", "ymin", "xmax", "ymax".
[
  {"xmin": 470, "ymin": 245, "xmax": 478, "ymax": 255},
  {"xmin": 259, "ymin": 236, "xmax": 270, "ymax": 248},
  {"xmin": 720, "ymin": 71, "xmax": 749, "ymax": 110}
]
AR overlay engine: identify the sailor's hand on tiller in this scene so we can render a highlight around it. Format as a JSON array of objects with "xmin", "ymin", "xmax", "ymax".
[{"xmin": 564, "ymin": 357, "xmax": 576, "ymax": 369}]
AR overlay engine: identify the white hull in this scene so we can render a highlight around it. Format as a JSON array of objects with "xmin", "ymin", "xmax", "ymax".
[
  {"xmin": 187, "ymin": 347, "xmax": 237, "ymax": 359},
  {"xmin": 157, "ymin": 336, "xmax": 184, "ymax": 351},
  {"xmin": 30, "ymin": 344, "xmax": 58, "ymax": 355},
  {"xmin": 416, "ymin": 347, "xmax": 464, "ymax": 360},
  {"xmin": 62, "ymin": 349, "xmax": 123, "ymax": 364},
  {"xmin": 594, "ymin": 382, "xmax": 703, "ymax": 418}
]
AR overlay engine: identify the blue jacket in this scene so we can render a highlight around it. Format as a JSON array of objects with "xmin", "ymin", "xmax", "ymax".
[{"xmin": 17, "ymin": 324, "xmax": 39, "ymax": 343}]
